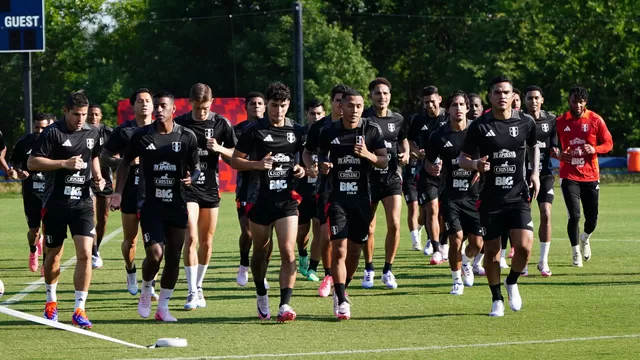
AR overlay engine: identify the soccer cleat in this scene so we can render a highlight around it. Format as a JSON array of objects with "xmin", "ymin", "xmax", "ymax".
[
  {"xmin": 264, "ymin": 278, "xmax": 270, "ymax": 290},
  {"xmin": 442, "ymin": 244, "xmax": 450, "ymax": 261},
  {"xmin": 381, "ymin": 272, "xmax": 398, "ymax": 289},
  {"xmin": 138, "ymin": 293, "xmax": 152, "ymax": 318},
  {"xmin": 411, "ymin": 238, "xmax": 422, "ymax": 251},
  {"xmin": 298, "ymin": 255, "xmax": 309, "ymax": 276},
  {"xmin": 91, "ymin": 253, "xmax": 103, "ymax": 269},
  {"xmin": 430, "ymin": 251, "xmax": 444, "ymax": 265},
  {"xmin": 473, "ymin": 264, "xmax": 486, "ymax": 276},
  {"xmin": 318, "ymin": 275, "xmax": 333, "ymax": 297},
  {"xmin": 155, "ymin": 308, "xmax": 177, "ymax": 322},
  {"xmin": 237, "ymin": 265, "xmax": 249, "ymax": 287},
  {"xmin": 127, "ymin": 273, "xmax": 138, "ymax": 295},
  {"xmin": 361, "ymin": 270, "xmax": 375, "ymax": 289},
  {"xmin": 333, "ymin": 294, "xmax": 351, "ymax": 320},
  {"xmin": 505, "ymin": 280, "xmax": 522, "ymax": 311},
  {"xmin": 196, "ymin": 287, "xmax": 206, "ymax": 308},
  {"xmin": 184, "ymin": 291, "xmax": 198, "ymax": 311},
  {"xmin": 572, "ymin": 252, "xmax": 583, "ymax": 267},
  {"xmin": 423, "ymin": 242, "xmax": 434, "ymax": 256},
  {"xmin": 537, "ymin": 262, "xmax": 552, "ymax": 277},
  {"xmin": 256, "ymin": 295, "xmax": 270, "ymax": 320},
  {"xmin": 489, "ymin": 300, "xmax": 505, "ymax": 317},
  {"xmin": 450, "ymin": 283, "xmax": 464, "ymax": 295},
  {"xmin": 29, "ymin": 251, "xmax": 38, "ymax": 272},
  {"xmin": 580, "ymin": 233, "xmax": 592, "ymax": 261},
  {"xmin": 306, "ymin": 269, "xmax": 320, "ymax": 282},
  {"xmin": 462, "ymin": 263, "xmax": 474, "ymax": 286},
  {"xmin": 499, "ymin": 257, "xmax": 509, "ymax": 269},
  {"xmin": 43, "ymin": 301, "xmax": 58, "ymax": 321},
  {"xmin": 276, "ymin": 304, "xmax": 297, "ymax": 323},
  {"xmin": 508, "ymin": 247, "xmax": 515, "ymax": 259},
  {"xmin": 521, "ymin": 265, "xmax": 529, "ymax": 277},
  {"xmin": 72, "ymin": 309, "xmax": 92, "ymax": 329}
]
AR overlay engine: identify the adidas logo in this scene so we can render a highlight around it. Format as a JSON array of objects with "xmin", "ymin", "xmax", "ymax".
[
  {"xmin": 146, "ymin": 143, "xmax": 156, "ymax": 150},
  {"xmin": 331, "ymin": 138, "xmax": 340, "ymax": 145},
  {"xmin": 444, "ymin": 141, "xmax": 453, "ymax": 148},
  {"xmin": 421, "ymin": 125, "xmax": 428, "ymax": 131},
  {"xmin": 564, "ymin": 126, "xmax": 571, "ymax": 132},
  {"xmin": 62, "ymin": 139, "xmax": 72, "ymax": 147},
  {"xmin": 264, "ymin": 134, "xmax": 274, "ymax": 142},
  {"xmin": 548, "ymin": 189, "xmax": 554, "ymax": 195},
  {"xmin": 485, "ymin": 130, "xmax": 496, "ymax": 137},
  {"xmin": 527, "ymin": 221, "xmax": 534, "ymax": 228}
]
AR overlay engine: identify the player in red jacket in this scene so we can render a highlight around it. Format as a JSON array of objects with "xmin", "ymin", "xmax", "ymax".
[{"xmin": 556, "ymin": 86, "xmax": 613, "ymax": 267}]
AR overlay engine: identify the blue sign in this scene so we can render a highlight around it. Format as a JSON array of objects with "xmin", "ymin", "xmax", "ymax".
[{"xmin": 0, "ymin": 0, "xmax": 45, "ymax": 52}]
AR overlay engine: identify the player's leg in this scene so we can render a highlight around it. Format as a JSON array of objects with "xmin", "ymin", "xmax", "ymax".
[
  {"xmin": 274, "ymin": 212, "xmax": 299, "ymax": 322},
  {"xmin": 444, "ymin": 202, "xmax": 465, "ymax": 294},
  {"xmin": 502, "ymin": 201, "xmax": 534, "ymax": 312},
  {"xmin": 68, "ymin": 205, "xmax": 98, "ymax": 328},
  {"xmin": 361, "ymin": 203, "xmax": 378, "ymax": 288},
  {"xmin": 579, "ymin": 181, "xmax": 600, "ymax": 261},
  {"xmin": 24, "ymin": 193, "xmax": 43, "ymax": 272},
  {"xmin": 307, "ymin": 215, "xmax": 322, "ymax": 281},
  {"xmin": 328, "ymin": 202, "xmax": 353, "ymax": 319},
  {"xmin": 425, "ymin": 196, "xmax": 442, "ymax": 264},
  {"xmin": 195, "ymin": 205, "xmax": 218, "ymax": 308},
  {"xmin": 499, "ymin": 230, "xmax": 510, "ymax": 269},
  {"xmin": 460, "ymin": 201, "xmax": 484, "ymax": 286},
  {"xmin": 479, "ymin": 203, "xmax": 506, "ymax": 317},
  {"xmin": 237, "ymin": 202, "xmax": 252, "ymax": 286},
  {"xmin": 249, "ymin": 209, "xmax": 273, "ymax": 320},
  {"xmin": 537, "ymin": 201, "xmax": 553, "ymax": 276},
  {"xmin": 296, "ymin": 202, "xmax": 311, "ymax": 277},
  {"xmin": 183, "ymin": 201, "xmax": 200, "ymax": 309},
  {"xmin": 318, "ymin": 198, "xmax": 333, "ymax": 296},
  {"xmin": 92, "ymin": 195, "xmax": 110, "ymax": 268},
  {"xmin": 42, "ymin": 208, "xmax": 66, "ymax": 322},
  {"xmin": 561, "ymin": 179, "xmax": 583, "ymax": 266},
  {"xmin": 121, "ymin": 212, "xmax": 141, "ymax": 294},
  {"xmin": 381, "ymin": 194, "xmax": 402, "ymax": 289},
  {"xmin": 403, "ymin": 178, "xmax": 422, "ymax": 251},
  {"xmin": 153, "ymin": 225, "xmax": 187, "ymax": 322}
]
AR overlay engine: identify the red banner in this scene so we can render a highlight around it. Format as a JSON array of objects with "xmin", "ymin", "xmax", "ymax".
[{"xmin": 117, "ymin": 98, "xmax": 247, "ymax": 193}]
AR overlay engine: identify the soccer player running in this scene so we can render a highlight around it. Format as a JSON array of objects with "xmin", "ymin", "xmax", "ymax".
[
  {"xmin": 175, "ymin": 83, "xmax": 236, "ymax": 310},
  {"xmin": 87, "ymin": 104, "xmax": 113, "ymax": 269},
  {"xmin": 111, "ymin": 91, "xmax": 200, "ymax": 322},
  {"xmin": 234, "ymin": 92, "xmax": 267, "ymax": 287},
  {"xmin": 302, "ymin": 84, "xmax": 347, "ymax": 296},
  {"xmin": 425, "ymin": 91, "xmax": 484, "ymax": 295},
  {"xmin": 524, "ymin": 85, "xmax": 558, "ymax": 276},
  {"xmin": 295, "ymin": 99, "xmax": 325, "ymax": 278},
  {"xmin": 231, "ymin": 82, "xmax": 306, "ymax": 322},
  {"xmin": 361, "ymin": 77, "xmax": 408, "ymax": 290},
  {"xmin": 28, "ymin": 92, "xmax": 105, "ymax": 328},
  {"xmin": 458, "ymin": 75, "xmax": 539, "ymax": 317},
  {"xmin": 9, "ymin": 113, "xmax": 55, "ymax": 272},
  {"xmin": 318, "ymin": 87, "xmax": 388, "ymax": 319},
  {"xmin": 101, "ymin": 88, "xmax": 156, "ymax": 297},
  {"xmin": 556, "ymin": 86, "xmax": 613, "ymax": 267}
]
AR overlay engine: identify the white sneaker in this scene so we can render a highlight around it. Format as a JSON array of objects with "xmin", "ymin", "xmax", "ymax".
[
  {"xmin": 489, "ymin": 300, "xmax": 505, "ymax": 317},
  {"xmin": 256, "ymin": 295, "xmax": 270, "ymax": 320},
  {"xmin": 572, "ymin": 252, "xmax": 583, "ymax": 267},
  {"xmin": 334, "ymin": 295, "xmax": 351, "ymax": 320},
  {"xmin": 462, "ymin": 263, "xmax": 474, "ymax": 286},
  {"xmin": 505, "ymin": 280, "xmax": 522, "ymax": 311},
  {"xmin": 138, "ymin": 292, "xmax": 152, "ymax": 319},
  {"xmin": 537, "ymin": 261, "xmax": 552, "ymax": 277},
  {"xmin": 473, "ymin": 264, "xmax": 486, "ymax": 276},
  {"xmin": 237, "ymin": 265, "xmax": 249, "ymax": 287},
  {"xmin": 442, "ymin": 244, "xmax": 450, "ymax": 261},
  {"xmin": 423, "ymin": 242, "xmax": 433, "ymax": 256},
  {"xmin": 361, "ymin": 270, "xmax": 374, "ymax": 289},
  {"xmin": 520, "ymin": 265, "xmax": 529, "ymax": 277},
  {"xmin": 127, "ymin": 272, "xmax": 138, "ymax": 295},
  {"xmin": 150, "ymin": 284, "xmax": 159, "ymax": 301},
  {"xmin": 264, "ymin": 278, "xmax": 270, "ymax": 290},
  {"xmin": 450, "ymin": 283, "xmax": 464, "ymax": 295},
  {"xmin": 91, "ymin": 253, "xmax": 103, "ymax": 269},
  {"xmin": 381, "ymin": 272, "xmax": 398, "ymax": 289},
  {"xmin": 580, "ymin": 233, "xmax": 592, "ymax": 261},
  {"xmin": 276, "ymin": 304, "xmax": 297, "ymax": 323},
  {"xmin": 430, "ymin": 251, "xmax": 444, "ymax": 265},
  {"xmin": 184, "ymin": 291, "xmax": 198, "ymax": 310},
  {"xmin": 154, "ymin": 308, "xmax": 177, "ymax": 322},
  {"xmin": 499, "ymin": 258, "xmax": 509, "ymax": 269},
  {"xmin": 196, "ymin": 287, "xmax": 206, "ymax": 308},
  {"xmin": 412, "ymin": 238, "xmax": 422, "ymax": 251}
]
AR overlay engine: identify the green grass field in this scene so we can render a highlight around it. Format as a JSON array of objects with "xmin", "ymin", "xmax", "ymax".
[{"xmin": 1, "ymin": 185, "xmax": 639, "ymax": 359}]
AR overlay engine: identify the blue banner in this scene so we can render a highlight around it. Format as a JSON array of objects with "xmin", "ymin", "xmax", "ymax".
[{"xmin": 0, "ymin": 0, "xmax": 45, "ymax": 52}]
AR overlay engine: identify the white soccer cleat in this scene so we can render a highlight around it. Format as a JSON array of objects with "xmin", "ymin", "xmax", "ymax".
[
  {"xmin": 276, "ymin": 304, "xmax": 297, "ymax": 323},
  {"xmin": 256, "ymin": 295, "xmax": 270, "ymax": 320},
  {"xmin": 184, "ymin": 291, "xmax": 198, "ymax": 311},
  {"xmin": 423, "ymin": 242, "xmax": 434, "ymax": 256},
  {"xmin": 361, "ymin": 270, "xmax": 375, "ymax": 289},
  {"xmin": 196, "ymin": 287, "xmax": 206, "ymax": 308},
  {"xmin": 154, "ymin": 308, "xmax": 177, "ymax": 322},
  {"xmin": 473, "ymin": 264, "xmax": 486, "ymax": 276},
  {"xmin": 127, "ymin": 273, "xmax": 139, "ymax": 295},
  {"xmin": 489, "ymin": 300, "xmax": 505, "ymax": 317},
  {"xmin": 537, "ymin": 262, "xmax": 552, "ymax": 277},
  {"xmin": 580, "ymin": 233, "xmax": 592, "ymax": 261},
  {"xmin": 237, "ymin": 265, "xmax": 249, "ymax": 287},
  {"xmin": 462, "ymin": 263, "xmax": 474, "ymax": 286},
  {"xmin": 499, "ymin": 258, "xmax": 509, "ymax": 269},
  {"xmin": 450, "ymin": 283, "xmax": 464, "ymax": 295},
  {"xmin": 572, "ymin": 252, "xmax": 583, "ymax": 267},
  {"xmin": 91, "ymin": 253, "xmax": 103, "ymax": 269},
  {"xmin": 412, "ymin": 238, "xmax": 422, "ymax": 251},
  {"xmin": 333, "ymin": 295, "xmax": 351, "ymax": 320},
  {"xmin": 430, "ymin": 251, "xmax": 444, "ymax": 265},
  {"xmin": 520, "ymin": 265, "xmax": 529, "ymax": 277},
  {"xmin": 381, "ymin": 272, "xmax": 398, "ymax": 289},
  {"xmin": 138, "ymin": 292, "xmax": 152, "ymax": 319},
  {"xmin": 505, "ymin": 280, "xmax": 522, "ymax": 311}
]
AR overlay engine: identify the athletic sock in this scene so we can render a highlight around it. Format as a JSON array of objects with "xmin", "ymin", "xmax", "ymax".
[
  {"xmin": 255, "ymin": 278, "xmax": 267, "ymax": 296},
  {"xmin": 185, "ymin": 265, "xmax": 197, "ymax": 293},
  {"xmin": 196, "ymin": 264, "xmax": 208, "ymax": 289},
  {"xmin": 279, "ymin": 288, "xmax": 293, "ymax": 307},
  {"xmin": 74, "ymin": 291, "xmax": 88, "ymax": 310},
  {"xmin": 45, "ymin": 283, "xmax": 57, "ymax": 303},
  {"xmin": 500, "ymin": 249, "xmax": 507, "ymax": 260},
  {"xmin": 324, "ymin": 267, "xmax": 331, "ymax": 277},
  {"xmin": 345, "ymin": 277, "xmax": 352, "ymax": 288},
  {"xmin": 462, "ymin": 252, "xmax": 471, "ymax": 266},
  {"xmin": 240, "ymin": 251, "xmax": 250, "ymax": 267},
  {"xmin": 540, "ymin": 242, "xmax": 550, "ymax": 263},
  {"xmin": 298, "ymin": 248, "xmax": 308, "ymax": 257},
  {"xmin": 506, "ymin": 270, "xmax": 520, "ymax": 285},
  {"xmin": 490, "ymin": 284, "xmax": 504, "ymax": 302},
  {"xmin": 451, "ymin": 270, "xmax": 462, "ymax": 284},
  {"xmin": 141, "ymin": 280, "xmax": 153, "ymax": 295},
  {"xmin": 383, "ymin": 262, "xmax": 392, "ymax": 275},
  {"xmin": 473, "ymin": 253, "xmax": 484, "ymax": 267},
  {"xmin": 158, "ymin": 288, "xmax": 174, "ymax": 310},
  {"xmin": 335, "ymin": 283, "xmax": 347, "ymax": 305},
  {"xmin": 92, "ymin": 244, "xmax": 98, "ymax": 257},
  {"xmin": 365, "ymin": 262, "xmax": 374, "ymax": 272},
  {"xmin": 440, "ymin": 233, "xmax": 448, "ymax": 246},
  {"xmin": 126, "ymin": 265, "xmax": 137, "ymax": 274},
  {"xmin": 410, "ymin": 230, "xmax": 420, "ymax": 243},
  {"xmin": 29, "ymin": 245, "xmax": 37, "ymax": 253},
  {"xmin": 308, "ymin": 259, "xmax": 319, "ymax": 272},
  {"xmin": 431, "ymin": 240, "xmax": 441, "ymax": 253},
  {"xmin": 572, "ymin": 245, "xmax": 580, "ymax": 256}
]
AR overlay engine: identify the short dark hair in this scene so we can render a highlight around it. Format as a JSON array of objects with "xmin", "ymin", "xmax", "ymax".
[
  {"xmin": 245, "ymin": 91, "xmax": 265, "ymax": 105},
  {"xmin": 129, "ymin": 88, "xmax": 153, "ymax": 106},
  {"xmin": 189, "ymin": 83, "xmax": 213, "ymax": 102},
  {"xmin": 305, "ymin": 99, "xmax": 324, "ymax": 112},
  {"xmin": 330, "ymin": 84, "xmax": 349, "ymax": 101},
  {"xmin": 423, "ymin": 86, "xmax": 439, "ymax": 97},
  {"xmin": 569, "ymin": 86, "xmax": 588, "ymax": 101},
  {"xmin": 64, "ymin": 92, "xmax": 89, "ymax": 110},
  {"xmin": 368, "ymin": 77, "xmax": 392, "ymax": 93},
  {"xmin": 34, "ymin": 113, "xmax": 55, "ymax": 123},
  {"xmin": 445, "ymin": 90, "xmax": 469, "ymax": 109},
  {"xmin": 153, "ymin": 90, "xmax": 175, "ymax": 102},
  {"xmin": 468, "ymin": 93, "xmax": 482, "ymax": 103},
  {"xmin": 525, "ymin": 85, "xmax": 544, "ymax": 97},
  {"xmin": 265, "ymin": 82, "xmax": 291, "ymax": 102},
  {"xmin": 341, "ymin": 87, "xmax": 363, "ymax": 101},
  {"xmin": 89, "ymin": 103, "xmax": 103, "ymax": 111},
  {"xmin": 488, "ymin": 75, "xmax": 513, "ymax": 93},
  {"xmin": 513, "ymin": 88, "xmax": 521, "ymax": 97}
]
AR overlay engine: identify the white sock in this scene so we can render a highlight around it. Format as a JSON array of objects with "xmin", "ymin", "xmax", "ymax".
[
  {"xmin": 572, "ymin": 245, "xmax": 580, "ymax": 255},
  {"xmin": 185, "ymin": 265, "xmax": 197, "ymax": 293},
  {"xmin": 196, "ymin": 264, "xmax": 208, "ymax": 288},
  {"xmin": 474, "ymin": 253, "xmax": 484, "ymax": 267},
  {"xmin": 451, "ymin": 270, "xmax": 462, "ymax": 284},
  {"xmin": 410, "ymin": 230, "xmax": 420, "ymax": 243},
  {"xmin": 540, "ymin": 242, "xmax": 550, "ymax": 263},
  {"xmin": 142, "ymin": 280, "xmax": 153, "ymax": 296},
  {"xmin": 74, "ymin": 291, "xmax": 88, "ymax": 310},
  {"xmin": 45, "ymin": 283, "xmax": 57, "ymax": 303},
  {"xmin": 127, "ymin": 272, "xmax": 137, "ymax": 285},
  {"xmin": 158, "ymin": 288, "xmax": 174, "ymax": 310},
  {"xmin": 462, "ymin": 252, "xmax": 471, "ymax": 265},
  {"xmin": 500, "ymin": 249, "xmax": 507, "ymax": 260}
]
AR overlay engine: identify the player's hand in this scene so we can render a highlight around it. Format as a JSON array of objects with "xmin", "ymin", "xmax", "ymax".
[
  {"xmin": 6, "ymin": 168, "xmax": 17, "ymax": 180},
  {"xmin": 319, "ymin": 162, "xmax": 333, "ymax": 175},
  {"xmin": 424, "ymin": 160, "xmax": 441, "ymax": 177},
  {"xmin": 306, "ymin": 163, "xmax": 319, "ymax": 178},
  {"xmin": 17, "ymin": 170, "xmax": 29, "ymax": 180},
  {"xmin": 475, "ymin": 155, "xmax": 490, "ymax": 173},
  {"xmin": 257, "ymin": 152, "xmax": 273, "ymax": 170},
  {"xmin": 551, "ymin": 147, "xmax": 560, "ymax": 158},
  {"xmin": 354, "ymin": 143, "xmax": 372, "ymax": 160},
  {"xmin": 181, "ymin": 171, "xmax": 192, "ymax": 187},
  {"xmin": 471, "ymin": 172, "xmax": 480, "ymax": 185},
  {"xmin": 130, "ymin": 157, "xmax": 140, "ymax": 166},
  {"xmin": 558, "ymin": 147, "xmax": 572, "ymax": 163},
  {"xmin": 293, "ymin": 164, "xmax": 305, "ymax": 179},
  {"xmin": 207, "ymin": 138, "xmax": 221, "ymax": 152},
  {"xmin": 529, "ymin": 173, "xmax": 540, "ymax": 200},
  {"xmin": 63, "ymin": 156, "xmax": 84, "ymax": 170},
  {"xmin": 93, "ymin": 176, "xmax": 106, "ymax": 191},
  {"xmin": 583, "ymin": 144, "xmax": 596, "ymax": 155},
  {"xmin": 411, "ymin": 149, "xmax": 426, "ymax": 160},
  {"xmin": 109, "ymin": 193, "xmax": 122, "ymax": 211},
  {"xmin": 398, "ymin": 151, "xmax": 409, "ymax": 166}
]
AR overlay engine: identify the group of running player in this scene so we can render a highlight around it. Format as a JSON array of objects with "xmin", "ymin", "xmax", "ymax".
[{"xmin": 0, "ymin": 73, "xmax": 613, "ymax": 326}]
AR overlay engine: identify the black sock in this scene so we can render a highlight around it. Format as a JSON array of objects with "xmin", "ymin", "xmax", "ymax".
[
  {"xmin": 506, "ymin": 269, "xmax": 520, "ymax": 285},
  {"xmin": 92, "ymin": 244, "xmax": 98, "ymax": 257},
  {"xmin": 126, "ymin": 265, "xmax": 137, "ymax": 274},
  {"xmin": 431, "ymin": 240, "xmax": 441, "ymax": 253},
  {"xmin": 308, "ymin": 259, "xmax": 319, "ymax": 272},
  {"xmin": 279, "ymin": 287, "xmax": 293, "ymax": 307},
  {"xmin": 255, "ymin": 278, "xmax": 267, "ymax": 296},
  {"xmin": 324, "ymin": 267, "xmax": 331, "ymax": 276},
  {"xmin": 240, "ymin": 251, "xmax": 250, "ymax": 267},
  {"xmin": 335, "ymin": 283, "xmax": 347, "ymax": 304},
  {"xmin": 440, "ymin": 233, "xmax": 448, "ymax": 246},
  {"xmin": 365, "ymin": 262, "xmax": 374, "ymax": 271},
  {"xmin": 298, "ymin": 248, "xmax": 308, "ymax": 257},
  {"xmin": 345, "ymin": 277, "xmax": 352, "ymax": 287},
  {"xmin": 490, "ymin": 284, "xmax": 504, "ymax": 302},
  {"xmin": 29, "ymin": 245, "xmax": 37, "ymax": 253},
  {"xmin": 383, "ymin": 262, "xmax": 392, "ymax": 274}
]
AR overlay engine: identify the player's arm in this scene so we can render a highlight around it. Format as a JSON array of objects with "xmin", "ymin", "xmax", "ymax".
[
  {"xmin": 184, "ymin": 133, "xmax": 201, "ymax": 186},
  {"xmin": 210, "ymin": 120, "xmax": 237, "ymax": 161},
  {"xmin": 423, "ymin": 132, "xmax": 441, "ymax": 177},
  {"xmin": 458, "ymin": 123, "xmax": 489, "ymax": 172},
  {"xmin": 593, "ymin": 116, "xmax": 613, "ymax": 154},
  {"xmin": 303, "ymin": 123, "xmax": 320, "ymax": 169},
  {"xmin": 91, "ymin": 134, "xmax": 106, "ymax": 190},
  {"xmin": 360, "ymin": 125, "xmax": 388, "ymax": 169},
  {"xmin": 113, "ymin": 132, "xmax": 142, "ymax": 196},
  {"xmin": 100, "ymin": 127, "xmax": 125, "ymax": 168},
  {"xmin": 28, "ymin": 129, "xmax": 81, "ymax": 171},
  {"xmin": 8, "ymin": 140, "xmax": 26, "ymax": 179},
  {"xmin": 231, "ymin": 127, "xmax": 272, "ymax": 171},
  {"xmin": 550, "ymin": 118, "xmax": 559, "ymax": 157},
  {"xmin": 527, "ymin": 120, "xmax": 541, "ymax": 199}
]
